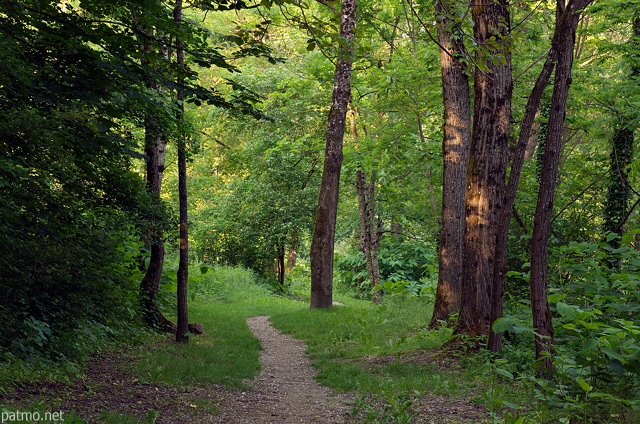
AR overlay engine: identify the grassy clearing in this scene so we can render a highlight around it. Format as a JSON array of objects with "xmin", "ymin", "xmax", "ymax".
[{"xmin": 135, "ymin": 266, "xmax": 530, "ymax": 422}]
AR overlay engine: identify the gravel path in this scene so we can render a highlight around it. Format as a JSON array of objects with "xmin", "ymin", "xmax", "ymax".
[{"xmin": 207, "ymin": 316, "xmax": 351, "ymax": 423}]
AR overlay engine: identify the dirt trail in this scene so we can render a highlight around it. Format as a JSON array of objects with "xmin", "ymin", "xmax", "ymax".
[{"xmin": 208, "ymin": 316, "xmax": 351, "ymax": 423}]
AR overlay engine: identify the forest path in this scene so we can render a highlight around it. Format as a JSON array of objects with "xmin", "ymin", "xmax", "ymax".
[{"xmin": 207, "ymin": 316, "xmax": 351, "ymax": 423}]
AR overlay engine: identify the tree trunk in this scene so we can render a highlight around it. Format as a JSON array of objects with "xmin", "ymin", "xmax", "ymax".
[
  {"xmin": 287, "ymin": 248, "xmax": 297, "ymax": 271},
  {"xmin": 429, "ymin": 0, "xmax": 472, "ymax": 327},
  {"xmin": 488, "ymin": 50, "xmax": 557, "ymax": 352},
  {"xmin": 530, "ymin": 0, "xmax": 592, "ymax": 372},
  {"xmin": 140, "ymin": 107, "xmax": 174, "ymax": 332},
  {"xmin": 174, "ymin": 0, "xmax": 189, "ymax": 343},
  {"xmin": 356, "ymin": 170, "xmax": 381, "ymax": 303},
  {"xmin": 140, "ymin": 243, "xmax": 176, "ymax": 333},
  {"xmin": 138, "ymin": 24, "xmax": 174, "ymax": 333},
  {"xmin": 603, "ymin": 16, "xmax": 639, "ymax": 260},
  {"xmin": 277, "ymin": 245, "xmax": 286, "ymax": 285},
  {"xmin": 309, "ymin": 0, "xmax": 357, "ymax": 309},
  {"xmin": 604, "ymin": 124, "xmax": 633, "ymax": 266},
  {"xmin": 456, "ymin": 0, "xmax": 512, "ymax": 337}
]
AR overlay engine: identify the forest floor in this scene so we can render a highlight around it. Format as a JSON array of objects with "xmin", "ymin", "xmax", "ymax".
[{"xmin": 2, "ymin": 316, "xmax": 487, "ymax": 423}]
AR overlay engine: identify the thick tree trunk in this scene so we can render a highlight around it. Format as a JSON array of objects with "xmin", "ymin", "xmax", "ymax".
[
  {"xmin": 488, "ymin": 51, "xmax": 556, "ymax": 352},
  {"xmin": 356, "ymin": 170, "xmax": 381, "ymax": 303},
  {"xmin": 140, "ymin": 243, "xmax": 177, "ymax": 333},
  {"xmin": 140, "ymin": 109, "xmax": 175, "ymax": 332},
  {"xmin": 530, "ymin": 0, "xmax": 592, "ymax": 372},
  {"xmin": 309, "ymin": 0, "xmax": 357, "ymax": 309},
  {"xmin": 456, "ymin": 0, "xmax": 512, "ymax": 337},
  {"xmin": 429, "ymin": 0, "xmax": 472, "ymax": 327},
  {"xmin": 174, "ymin": 0, "xmax": 189, "ymax": 343},
  {"xmin": 138, "ymin": 26, "xmax": 174, "ymax": 333}
]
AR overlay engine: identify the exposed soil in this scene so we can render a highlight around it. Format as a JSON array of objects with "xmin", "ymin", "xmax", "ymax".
[
  {"xmin": 206, "ymin": 316, "xmax": 351, "ymax": 423},
  {"xmin": 1, "ymin": 316, "xmax": 489, "ymax": 423},
  {"xmin": 1, "ymin": 347, "xmax": 226, "ymax": 423}
]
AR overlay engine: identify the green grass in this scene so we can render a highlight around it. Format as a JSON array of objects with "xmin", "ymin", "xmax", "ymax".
[
  {"xmin": 133, "ymin": 267, "xmax": 532, "ymax": 422},
  {"xmin": 141, "ymin": 267, "xmax": 473, "ymax": 397},
  {"xmin": 135, "ymin": 266, "xmax": 308, "ymax": 389},
  {"xmin": 135, "ymin": 305, "xmax": 263, "ymax": 389},
  {"xmin": 6, "ymin": 264, "xmax": 638, "ymax": 423},
  {"xmin": 267, "ymin": 297, "xmax": 484, "ymax": 398}
]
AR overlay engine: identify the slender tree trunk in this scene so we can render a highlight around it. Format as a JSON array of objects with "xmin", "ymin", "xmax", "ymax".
[
  {"xmin": 309, "ymin": 0, "xmax": 357, "ymax": 309},
  {"xmin": 456, "ymin": 0, "xmax": 512, "ymax": 337},
  {"xmin": 530, "ymin": 0, "xmax": 592, "ymax": 372},
  {"xmin": 174, "ymin": 0, "xmax": 189, "ymax": 343},
  {"xmin": 488, "ymin": 50, "xmax": 557, "ymax": 352},
  {"xmin": 277, "ymin": 245, "xmax": 286, "ymax": 285},
  {"xmin": 429, "ymin": 0, "xmax": 472, "ymax": 327},
  {"xmin": 356, "ymin": 170, "xmax": 381, "ymax": 303}
]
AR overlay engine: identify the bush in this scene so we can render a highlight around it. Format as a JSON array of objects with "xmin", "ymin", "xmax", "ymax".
[
  {"xmin": 496, "ymin": 233, "xmax": 640, "ymax": 421},
  {"xmin": 334, "ymin": 236, "xmax": 437, "ymax": 299}
]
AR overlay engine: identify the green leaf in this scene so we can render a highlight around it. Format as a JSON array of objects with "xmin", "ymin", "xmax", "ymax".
[
  {"xmin": 557, "ymin": 302, "xmax": 580, "ymax": 318},
  {"xmin": 622, "ymin": 234, "xmax": 634, "ymax": 243},
  {"xmin": 576, "ymin": 378, "xmax": 593, "ymax": 392},
  {"xmin": 602, "ymin": 348, "xmax": 624, "ymax": 363},
  {"xmin": 607, "ymin": 358, "xmax": 625, "ymax": 376},
  {"xmin": 582, "ymin": 338, "xmax": 599, "ymax": 350},
  {"xmin": 577, "ymin": 320, "xmax": 602, "ymax": 330},
  {"xmin": 495, "ymin": 368, "xmax": 514, "ymax": 380},
  {"xmin": 548, "ymin": 293, "xmax": 566, "ymax": 303},
  {"xmin": 501, "ymin": 401, "xmax": 519, "ymax": 409},
  {"xmin": 492, "ymin": 317, "xmax": 516, "ymax": 333}
]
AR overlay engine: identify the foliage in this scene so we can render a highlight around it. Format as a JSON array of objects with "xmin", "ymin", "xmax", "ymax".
[
  {"xmin": 187, "ymin": 58, "xmax": 328, "ymax": 278},
  {"xmin": 546, "ymin": 236, "xmax": 640, "ymax": 410},
  {"xmin": 335, "ymin": 235, "xmax": 437, "ymax": 299},
  {"xmin": 348, "ymin": 391, "xmax": 420, "ymax": 424},
  {"xmin": 493, "ymin": 235, "xmax": 640, "ymax": 421},
  {"xmin": 0, "ymin": 0, "xmax": 271, "ymax": 361},
  {"xmin": 1, "ymin": 0, "xmax": 141, "ymax": 362}
]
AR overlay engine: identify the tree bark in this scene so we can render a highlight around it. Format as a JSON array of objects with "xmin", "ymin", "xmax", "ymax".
[
  {"xmin": 277, "ymin": 245, "xmax": 286, "ymax": 286},
  {"xmin": 488, "ymin": 50, "xmax": 557, "ymax": 352},
  {"xmin": 356, "ymin": 170, "xmax": 381, "ymax": 303},
  {"xmin": 429, "ymin": 0, "xmax": 472, "ymax": 327},
  {"xmin": 309, "ymin": 0, "xmax": 357, "ymax": 309},
  {"xmin": 456, "ymin": 0, "xmax": 512, "ymax": 337},
  {"xmin": 174, "ymin": 0, "xmax": 189, "ymax": 343},
  {"xmin": 530, "ymin": 0, "xmax": 592, "ymax": 372},
  {"xmin": 139, "ymin": 31, "xmax": 175, "ymax": 334}
]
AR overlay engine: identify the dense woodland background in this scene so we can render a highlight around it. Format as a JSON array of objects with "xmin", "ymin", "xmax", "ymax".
[{"xmin": 1, "ymin": 0, "xmax": 640, "ymax": 421}]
